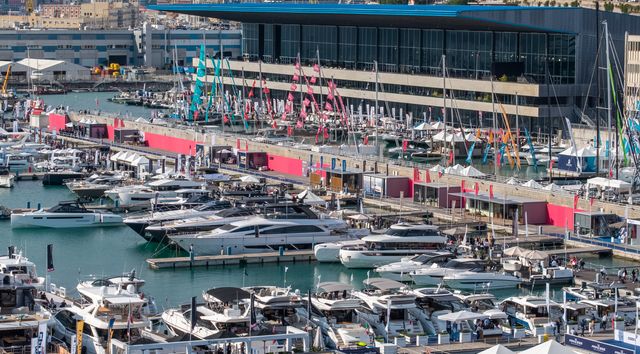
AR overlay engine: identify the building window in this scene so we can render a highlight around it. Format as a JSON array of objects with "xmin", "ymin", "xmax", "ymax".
[
  {"xmin": 357, "ymin": 27, "xmax": 377, "ymax": 68},
  {"xmin": 280, "ymin": 24, "xmax": 300, "ymax": 62}
]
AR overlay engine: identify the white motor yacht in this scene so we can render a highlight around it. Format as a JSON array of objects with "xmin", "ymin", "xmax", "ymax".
[
  {"xmin": 170, "ymin": 216, "xmax": 367, "ymax": 256},
  {"xmin": 0, "ymin": 247, "xmax": 46, "ymax": 289},
  {"xmin": 375, "ymin": 251, "xmax": 454, "ymax": 281},
  {"xmin": 11, "ymin": 201, "xmax": 123, "ymax": 228},
  {"xmin": 339, "ymin": 224, "xmax": 448, "ymax": 269},
  {"xmin": 306, "ymin": 282, "xmax": 374, "ymax": 350},
  {"xmin": 52, "ymin": 279, "xmax": 150, "ymax": 354},
  {"xmin": 410, "ymin": 258, "xmax": 488, "ymax": 286},
  {"xmin": 0, "ymin": 167, "xmax": 14, "ymax": 188},
  {"xmin": 314, "ymin": 240, "xmax": 365, "ymax": 263},
  {"xmin": 163, "ymin": 287, "xmax": 252, "ymax": 339},
  {"xmin": 443, "ymin": 271, "xmax": 522, "ymax": 290},
  {"xmin": 499, "ymin": 296, "xmax": 562, "ymax": 335},
  {"xmin": 0, "ymin": 274, "xmax": 53, "ymax": 354},
  {"xmin": 353, "ymin": 278, "xmax": 427, "ymax": 338},
  {"xmin": 105, "ymin": 177, "xmax": 205, "ymax": 207},
  {"xmin": 123, "ymin": 200, "xmax": 232, "ymax": 236}
]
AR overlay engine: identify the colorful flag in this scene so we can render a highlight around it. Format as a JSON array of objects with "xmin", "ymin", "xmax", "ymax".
[
  {"xmin": 475, "ymin": 182, "xmax": 479, "ymax": 195},
  {"xmin": 489, "ymin": 185, "xmax": 494, "ymax": 199},
  {"xmin": 313, "ymin": 63, "xmax": 320, "ymax": 72},
  {"xmin": 413, "ymin": 167, "xmax": 420, "ymax": 182},
  {"xmin": 425, "ymin": 170, "xmax": 431, "ymax": 183},
  {"xmin": 573, "ymin": 194, "xmax": 579, "ymax": 210},
  {"xmin": 248, "ymin": 80, "xmax": 256, "ymax": 98},
  {"xmin": 402, "ymin": 140, "xmax": 408, "ymax": 152}
]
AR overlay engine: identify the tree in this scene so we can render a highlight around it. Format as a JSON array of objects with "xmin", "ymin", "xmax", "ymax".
[{"xmin": 603, "ymin": 2, "xmax": 614, "ymax": 11}]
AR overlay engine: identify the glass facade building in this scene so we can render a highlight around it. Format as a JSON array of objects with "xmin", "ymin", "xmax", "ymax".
[{"xmin": 242, "ymin": 23, "xmax": 576, "ymax": 85}]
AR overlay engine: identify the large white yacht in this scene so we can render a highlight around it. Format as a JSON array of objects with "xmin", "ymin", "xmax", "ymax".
[
  {"xmin": 104, "ymin": 177, "xmax": 205, "ymax": 207},
  {"xmin": 11, "ymin": 201, "xmax": 123, "ymax": 228},
  {"xmin": 375, "ymin": 251, "xmax": 454, "ymax": 281},
  {"xmin": 443, "ymin": 271, "xmax": 522, "ymax": 290},
  {"xmin": 0, "ymin": 274, "xmax": 53, "ymax": 354},
  {"xmin": 0, "ymin": 247, "xmax": 46, "ymax": 289},
  {"xmin": 306, "ymin": 282, "xmax": 374, "ymax": 350},
  {"xmin": 410, "ymin": 258, "xmax": 488, "ymax": 286},
  {"xmin": 353, "ymin": 278, "xmax": 427, "ymax": 339},
  {"xmin": 123, "ymin": 200, "xmax": 232, "ymax": 236},
  {"xmin": 52, "ymin": 279, "xmax": 151, "ymax": 354},
  {"xmin": 170, "ymin": 216, "xmax": 366, "ymax": 255},
  {"xmin": 162, "ymin": 287, "xmax": 252, "ymax": 339},
  {"xmin": 339, "ymin": 224, "xmax": 448, "ymax": 269}
]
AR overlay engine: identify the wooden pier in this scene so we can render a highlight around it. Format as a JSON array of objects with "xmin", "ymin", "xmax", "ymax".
[
  {"xmin": 13, "ymin": 172, "xmax": 44, "ymax": 181},
  {"xmin": 545, "ymin": 246, "xmax": 612, "ymax": 257},
  {"xmin": 146, "ymin": 250, "xmax": 315, "ymax": 270}
]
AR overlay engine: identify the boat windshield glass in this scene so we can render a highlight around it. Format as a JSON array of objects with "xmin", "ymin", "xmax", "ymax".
[
  {"xmin": 48, "ymin": 202, "xmax": 87, "ymax": 213},
  {"xmin": 386, "ymin": 228, "xmax": 439, "ymax": 237},
  {"xmin": 443, "ymin": 259, "xmax": 484, "ymax": 269}
]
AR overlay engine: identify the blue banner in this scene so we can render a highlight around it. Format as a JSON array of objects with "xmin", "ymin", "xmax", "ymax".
[
  {"xmin": 482, "ymin": 144, "xmax": 491, "ymax": 165},
  {"xmin": 565, "ymin": 334, "xmax": 634, "ymax": 354},
  {"xmin": 466, "ymin": 141, "xmax": 476, "ymax": 164}
]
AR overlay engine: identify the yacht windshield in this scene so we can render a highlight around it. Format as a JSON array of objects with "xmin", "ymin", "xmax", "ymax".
[{"xmin": 386, "ymin": 228, "xmax": 439, "ymax": 237}]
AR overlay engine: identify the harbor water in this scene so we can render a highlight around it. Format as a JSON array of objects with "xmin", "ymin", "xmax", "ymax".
[{"xmin": 0, "ymin": 180, "xmax": 637, "ymax": 306}]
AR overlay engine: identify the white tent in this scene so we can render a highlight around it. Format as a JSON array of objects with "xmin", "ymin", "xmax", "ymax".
[
  {"xmin": 289, "ymin": 189, "xmax": 325, "ymax": 206},
  {"xmin": 559, "ymin": 146, "xmax": 597, "ymax": 157},
  {"xmin": 444, "ymin": 164, "xmax": 465, "ymax": 175},
  {"xmin": 429, "ymin": 164, "xmax": 444, "ymax": 172},
  {"xmin": 503, "ymin": 246, "xmax": 528, "ymax": 257},
  {"xmin": 414, "ymin": 122, "xmax": 435, "ymax": 131},
  {"xmin": 586, "ymin": 177, "xmax": 632, "ymax": 193},
  {"xmin": 543, "ymin": 183, "xmax": 563, "ymax": 191},
  {"xmin": 520, "ymin": 340, "xmax": 577, "ymax": 354},
  {"xmin": 464, "ymin": 132, "xmax": 479, "ymax": 142},
  {"xmin": 521, "ymin": 179, "xmax": 543, "ymax": 189},
  {"xmin": 135, "ymin": 117, "xmax": 150, "ymax": 124},
  {"xmin": 438, "ymin": 310, "xmax": 484, "ymax": 322},
  {"xmin": 239, "ymin": 175, "xmax": 260, "ymax": 183},
  {"xmin": 461, "ymin": 165, "xmax": 486, "ymax": 177},
  {"xmin": 430, "ymin": 121, "xmax": 446, "ymax": 130},
  {"xmin": 505, "ymin": 177, "xmax": 519, "ymax": 185},
  {"xmin": 478, "ymin": 344, "xmax": 514, "ymax": 354},
  {"xmin": 433, "ymin": 131, "xmax": 467, "ymax": 143}
]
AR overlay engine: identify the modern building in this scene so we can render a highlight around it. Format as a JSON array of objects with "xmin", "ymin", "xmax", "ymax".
[
  {"xmin": 0, "ymin": 25, "xmax": 241, "ymax": 67},
  {"xmin": 626, "ymin": 34, "xmax": 640, "ymax": 115},
  {"xmin": 18, "ymin": 58, "xmax": 92, "ymax": 81},
  {"xmin": 152, "ymin": 3, "xmax": 640, "ymax": 133}
]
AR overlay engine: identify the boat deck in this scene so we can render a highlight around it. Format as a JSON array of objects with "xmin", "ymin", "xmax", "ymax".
[{"xmin": 146, "ymin": 250, "xmax": 315, "ymax": 269}]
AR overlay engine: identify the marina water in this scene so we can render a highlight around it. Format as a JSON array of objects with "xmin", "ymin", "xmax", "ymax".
[{"xmin": 1, "ymin": 180, "xmax": 637, "ymax": 307}]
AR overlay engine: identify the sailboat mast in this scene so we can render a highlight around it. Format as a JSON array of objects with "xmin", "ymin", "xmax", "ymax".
[
  {"xmin": 442, "ymin": 54, "xmax": 447, "ymax": 166},
  {"xmin": 491, "ymin": 75, "xmax": 497, "ymax": 176},
  {"xmin": 259, "ymin": 60, "xmax": 264, "ymax": 130},
  {"xmin": 604, "ymin": 20, "xmax": 612, "ymax": 175},
  {"xmin": 317, "ymin": 48, "xmax": 323, "ymax": 112},
  {"xmin": 374, "ymin": 60, "xmax": 379, "ymax": 151},
  {"xmin": 515, "ymin": 92, "xmax": 520, "ymax": 152},
  {"xmin": 595, "ymin": 2, "xmax": 601, "ymax": 174},
  {"xmin": 219, "ymin": 27, "xmax": 225, "ymax": 134}
]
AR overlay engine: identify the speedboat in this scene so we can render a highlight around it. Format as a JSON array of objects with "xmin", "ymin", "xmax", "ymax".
[
  {"xmin": 163, "ymin": 287, "xmax": 252, "ymax": 339},
  {"xmin": 443, "ymin": 271, "xmax": 522, "ymax": 290},
  {"xmin": 0, "ymin": 247, "xmax": 46, "ymax": 290},
  {"xmin": 305, "ymin": 282, "xmax": 375, "ymax": 350},
  {"xmin": 0, "ymin": 166, "xmax": 14, "ymax": 188},
  {"xmin": 52, "ymin": 279, "xmax": 150, "ymax": 354},
  {"xmin": 410, "ymin": 258, "xmax": 488, "ymax": 286},
  {"xmin": 0, "ymin": 274, "xmax": 53, "ymax": 354},
  {"xmin": 123, "ymin": 200, "xmax": 232, "ymax": 236},
  {"xmin": 375, "ymin": 251, "xmax": 454, "ymax": 281},
  {"xmin": 170, "ymin": 216, "xmax": 367, "ymax": 256},
  {"xmin": 66, "ymin": 173, "xmax": 127, "ymax": 199},
  {"xmin": 11, "ymin": 201, "xmax": 123, "ymax": 228},
  {"xmin": 339, "ymin": 223, "xmax": 448, "ymax": 269},
  {"xmin": 353, "ymin": 278, "xmax": 427, "ymax": 339}
]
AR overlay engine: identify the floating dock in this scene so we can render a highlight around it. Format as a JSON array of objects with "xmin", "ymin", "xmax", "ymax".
[{"xmin": 146, "ymin": 250, "xmax": 315, "ymax": 270}]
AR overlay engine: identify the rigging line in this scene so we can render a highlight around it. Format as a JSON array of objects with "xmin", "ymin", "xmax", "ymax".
[
  {"xmin": 443, "ymin": 65, "xmax": 470, "ymax": 155},
  {"xmin": 580, "ymin": 29, "xmax": 605, "ymax": 118}
]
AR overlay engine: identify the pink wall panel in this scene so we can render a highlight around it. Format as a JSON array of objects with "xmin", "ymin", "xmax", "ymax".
[
  {"xmin": 143, "ymin": 133, "xmax": 198, "ymax": 156},
  {"xmin": 48, "ymin": 113, "xmax": 68, "ymax": 132},
  {"xmin": 547, "ymin": 203, "xmax": 582, "ymax": 230},
  {"xmin": 267, "ymin": 154, "xmax": 304, "ymax": 176}
]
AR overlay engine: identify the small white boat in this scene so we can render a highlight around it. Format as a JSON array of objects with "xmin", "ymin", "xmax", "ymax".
[
  {"xmin": 0, "ymin": 167, "xmax": 14, "ymax": 188},
  {"xmin": 11, "ymin": 201, "xmax": 123, "ymax": 228},
  {"xmin": 443, "ymin": 271, "xmax": 522, "ymax": 290},
  {"xmin": 314, "ymin": 240, "xmax": 365, "ymax": 263}
]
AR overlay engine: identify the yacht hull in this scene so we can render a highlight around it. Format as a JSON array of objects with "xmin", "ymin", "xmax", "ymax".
[
  {"xmin": 0, "ymin": 174, "xmax": 14, "ymax": 188},
  {"xmin": 11, "ymin": 212, "xmax": 123, "ymax": 228},
  {"xmin": 339, "ymin": 249, "xmax": 428, "ymax": 269}
]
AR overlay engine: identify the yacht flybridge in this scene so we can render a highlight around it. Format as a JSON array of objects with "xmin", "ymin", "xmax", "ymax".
[
  {"xmin": 11, "ymin": 201, "xmax": 123, "ymax": 228},
  {"xmin": 0, "ymin": 247, "xmax": 46, "ymax": 289}
]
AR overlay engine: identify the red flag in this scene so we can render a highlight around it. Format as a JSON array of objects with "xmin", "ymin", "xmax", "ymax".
[
  {"xmin": 236, "ymin": 138, "xmax": 240, "ymax": 150},
  {"xmin": 496, "ymin": 153, "xmax": 501, "ymax": 167},
  {"xmin": 549, "ymin": 159, "xmax": 554, "ymax": 173},
  {"xmin": 425, "ymin": 170, "xmax": 431, "ymax": 183},
  {"xmin": 292, "ymin": 74, "xmax": 299, "ymax": 82},
  {"xmin": 413, "ymin": 167, "xmax": 420, "ymax": 182},
  {"xmin": 323, "ymin": 127, "xmax": 329, "ymax": 139},
  {"xmin": 307, "ymin": 86, "xmax": 314, "ymax": 95},
  {"xmin": 474, "ymin": 182, "xmax": 479, "ymax": 195},
  {"xmin": 325, "ymin": 101, "xmax": 333, "ymax": 111},
  {"xmin": 609, "ymin": 168, "xmax": 613, "ymax": 178},
  {"xmin": 363, "ymin": 135, "xmax": 369, "ymax": 145},
  {"xmin": 438, "ymin": 170, "xmax": 443, "ymax": 178},
  {"xmin": 263, "ymin": 87, "xmax": 270, "ymax": 94},
  {"xmin": 461, "ymin": 180, "xmax": 465, "ymax": 193},
  {"xmin": 245, "ymin": 141, "xmax": 248, "ymax": 151},
  {"xmin": 489, "ymin": 185, "xmax": 494, "ymax": 199},
  {"xmin": 296, "ymin": 120, "xmax": 303, "ymax": 128},
  {"xmin": 248, "ymin": 80, "xmax": 256, "ymax": 98},
  {"xmin": 402, "ymin": 140, "xmax": 408, "ymax": 152},
  {"xmin": 573, "ymin": 194, "xmax": 579, "ymax": 209},
  {"xmin": 272, "ymin": 120, "xmax": 278, "ymax": 129},
  {"xmin": 223, "ymin": 115, "xmax": 229, "ymax": 123},
  {"xmin": 290, "ymin": 83, "xmax": 298, "ymax": 91},
  {"xmin": 287, "ymin": 126, "xmax": 293, "ymax": 136},
  {"xmin": 313, "ymin": 63, "xmax": 320, "ymax": 72},
  {"xmin": 310, "ymin": 76, "xmax": 317, "ymax": 84},
  {"xmin": 448, "ymin": 151, "xmax": 454, "ymax": 165},
  {"xmin": 287, "ymin": 93, "xmax": 294, "ymax": 102},
  {"xmin": 589, "ymin": 197, "xmax": 595, "ymax": 206},
  {"xmin": 193, "ymin": 111, "xmax": 199, "ymax": 121}
]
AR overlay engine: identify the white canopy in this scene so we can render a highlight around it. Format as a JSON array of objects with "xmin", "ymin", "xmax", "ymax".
[
  {"xmin": 460, "ymin": 165, "xmax": 486, "ymax": 177},
  {"xmin": 543, "ymin": 183, "xmax": 563, "ymax": 191},
  {"xmin": 520, "ymin": 340, "xmax": 577, "ymax": 354},
  {"xmin": 414, "ymin": 122, "xmax": 435, "ymax": 131},
  {"xmin": 239, "ymin": 175, "xmax": 260, "ymax": 183},
  {"xmin": 135, "ymin": 117, "xmax": 150, "ymax": 124},
  {"xmin": 464, "ymin": 132, "xmax": 479, "ymax": 142},
  {"xmin": 586, "ymin": 177, "xmax": 632, "ymax": 193},
  {"xmin": 505, "ymin": 177, "xmax": 519, "ymax": 185},
  {"xmin": 521, "ymin": 179, "xmax": 543, "ymax": 189},
  {"xmin": 478, "ymin": 344, "xmax": 514, "ymax": 354},
  {"xmin": 429, "ymin": 164, "xmax": 444, "ymax": 172},
  {"xmin": 432, "ymin": 131, "xmax": 467, "ymax": 143},
  {"xmin": 430, "ymin": 121, "xmax": 446, "ymax": 130},
  {"xmin": 437, "ymin": 310, "xmax": 484, "ymax": 322},
  {"xmin": 287, "ymin": 189, "xmax": 325, "ymax": 206},
  {"xmin": 523, "ymin": 250, "xmax": 548, "ymax": 260},
  {"xmin": 503, "ymin": 246, "xmax": 528, "ymax": 257},
  {"xmin": 559, "ymin": 146, "xmax": 597, "ymax": 157},
  {"xmin": 444, "ymin": 164, "xmax": 465, "ymax": 175}
]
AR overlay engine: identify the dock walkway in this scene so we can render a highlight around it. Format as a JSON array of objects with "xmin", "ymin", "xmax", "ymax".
[{"xmin": 146, "ymin": 250, "xmax": 315, "ymax": 269}]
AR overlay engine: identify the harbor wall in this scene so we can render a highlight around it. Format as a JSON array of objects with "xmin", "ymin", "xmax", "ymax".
[{"xmin": 65, "ymin": 112, "xmax": 640, "ymax": 222}]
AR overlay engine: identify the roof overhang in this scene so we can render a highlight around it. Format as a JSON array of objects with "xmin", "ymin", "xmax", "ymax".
[{"xmin": 148, "ymin": 4, "xmax": 572, "ymax": 33}]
